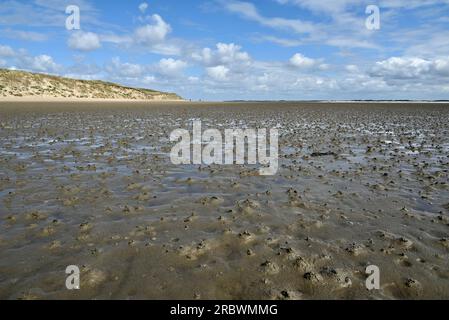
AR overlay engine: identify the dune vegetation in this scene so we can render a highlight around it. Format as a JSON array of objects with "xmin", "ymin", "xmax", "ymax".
[{"xmin": 0, "ymin": 69, "xmax": 183, "ymax": 101}]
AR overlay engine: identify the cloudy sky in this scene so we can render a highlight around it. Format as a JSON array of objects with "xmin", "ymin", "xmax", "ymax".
[{"xmin": 1, "ymin": 0, "xmax": 449, "ymax": 100}]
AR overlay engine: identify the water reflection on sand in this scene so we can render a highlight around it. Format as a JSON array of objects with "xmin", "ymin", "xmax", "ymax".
[{"xmin": 0, "ymin": 101, "xmax": 448, "ymax": 299}]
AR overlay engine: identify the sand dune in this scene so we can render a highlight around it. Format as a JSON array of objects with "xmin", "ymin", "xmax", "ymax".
[{"xmin": 0, "ymin": 69, "xmax": 183, "ymax": 101}]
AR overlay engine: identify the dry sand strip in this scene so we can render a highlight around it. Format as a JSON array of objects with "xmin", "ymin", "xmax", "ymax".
[{"xmin": 0, "ymin": 96, "xmax": 190, "ymax": 103}]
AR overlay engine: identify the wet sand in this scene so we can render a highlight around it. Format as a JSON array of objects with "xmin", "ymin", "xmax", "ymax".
[{"xmin": 0, "ymin": 101, "xmax": 448, "ymax": 300}]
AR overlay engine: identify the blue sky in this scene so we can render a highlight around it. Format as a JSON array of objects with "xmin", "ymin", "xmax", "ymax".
[{"xmin": 1, "ymin": 0, "xmax": 449, "ymax": 100}]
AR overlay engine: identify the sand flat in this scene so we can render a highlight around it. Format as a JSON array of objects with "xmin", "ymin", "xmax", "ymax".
[{"xmin": 0, "ymin": 101, "xmax": 448, "ymax": 299}]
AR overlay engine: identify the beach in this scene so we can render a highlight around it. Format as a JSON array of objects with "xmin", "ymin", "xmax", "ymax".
[{"xmin": 0, "ymin": 101, "xmax": 448, "ymax": 299}]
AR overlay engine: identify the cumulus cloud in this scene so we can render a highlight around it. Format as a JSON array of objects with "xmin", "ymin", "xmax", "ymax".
[
  {"xmin": 289, "ymin": 53, "xmax": 327, "ymax": 70},
  {"xmin": 189, "ymin": 43, "xmax": 253, "ymax": 84},
  {"xmin": 0, "ymin": 44, "xmax": 60, "ymax": 73},
  {"xmin": 99, "ymin": 25, "xmax": 180, "ymax": 56},
  {"xmin": 158, "ymin": 58, "xmax": 187, "ymax": 77},
  {"xmin": 289, "ymin": 53, "xmax": 316, "ymax": 68},
  {"xmin": 17, "ymin": 54, "xmax": 60, "ymax": 73},
  {"xmin": 103, "ymin": 56, "xmax": 188, "ymax": 84},
  {"xmin": 135, "ymin": 14, "xmax": 171, "ymax": 45},
  {"xmin": 68, "ymin": 31, "xmax": 101, "ymax": 51},
  {"xmin": 192, "ymin": 43, "xmax": 251, "ymax": 67},
  {"xmin": 206, "ymin": 65, "xmax": 230, "ymax": 81},
  {"xmin": 370, "ymin": 57, "xmax": 449, "ymax": 79},
  {"xmin": 214, "ymin": 43, "xmax": 250, "ymax": 65}
]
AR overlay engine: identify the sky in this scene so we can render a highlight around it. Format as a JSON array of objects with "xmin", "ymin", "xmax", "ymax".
[{"xmin": 0, "ymin": 0, "xmax": 449, "ymax": 101}]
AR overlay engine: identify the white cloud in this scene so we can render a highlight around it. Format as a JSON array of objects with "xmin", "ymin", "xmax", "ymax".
[
  {"xmin": 289, "ymin": 53, "xmax": 316, "ymax": 68},
  {"xmin": 0, "ymin": 45, "xmax": 15, "ymax": 57},
  {"xmin": 105, "ymin": 57, "xmax": 145, "ymax": 78},
  {"xmin": 222, "ymin": 0, "xmax": 386, "ymax": 51},
  {"xmin": 139, "ymin": 2, "xmax": 149, "ymax": 13},
  {"xmin": 289, "ymin": 53, "xmax": 327, "ymax": 70},
  {"xmin": 275, "ymin": 0, "xmax": 357, "ymax": 14},
  {"xmin": 96, "ymin": 14, "xmax": 180, "ymax": 55},
  {"xmin": 326, "ymin": 37, "xmax": 380, "ymax": 49},
  {"xmin": 2, "ymin": 0, "xmax": 449, "ymax": 101},
  {"xmin": 64, "ymin": 61, "xmax": 103, "ymax": 80},
  {"xmin": 434, "ymin": 58, "xmax": 449, "ymax": 76},
  {"xmin": 215, "ymin": 43, "xmax": 250, "ymax": 65},
  {"xmin": 370, "ymin": 57, "xmax": 434, "ymax": 79},
  {"xmin": 223, "ymin": 1, "xmax": 316, "ymax": 34},
  {"xmin": 149, "ymin": 42, "xmax": 182, "ymax": 56},
  {"xmin": 142, "ymin": 75, "xmax": 156, "ymax": 84},
  {"xmin": 158, "ymin": 58, "xmax": 187, "ymax": 77},
  {"xmin": 370, "ymin": 56, "xmax": 449, "ymax": 81},
  {"xmin": 404, "ymin": 32, "xmax": 449, "ymax": 57},
  {"xmin": 276, "ymin": 0, "xmax": 448, "ymax": 14},
  {"xmin": 258, "ymin": 36, "xmax": 302, "ymax": 47},
  {"xmin": 190, "ymin": 43, "xmax": 253, "ymax": 83},
  {"xmin": 192, "ymin": 43, "xmax": 251, "ymax": 67},
  {"xmin": 31, "ymin": 55, "xmax": 60, "ymax": 73},
  {"xmin": 68, "ymin": 31, "xmax": 101, "ymax": 51},
  {"xmin": 377, "ymin": 0, "xmax": 449, "ymax": 10},
  {"xmin": 0, "ymin": 45, "xmax": 61, "ymax": 73},
  {"xmin": 346, "ymin": 65, "xmax": 360, "ymax": 73},
  {"xmin": 206, "ymin": 65, "xmax": 230, "ymax": 81},
  {"xmin": 17, "ymin": 54, "xmax": 60, "ymax": 73},
  {"xmin": 188, "ymin": 76, "xmax": 200, "ymax": 82},
  {"xmin": 100, "ymin": 34, "xmax": 132, "ymax": 45},
  {"xmin": 103, "ymin": 56, "xmax": 187, "ymax": 83},
  {"xmin": 1, "ymin": 29, "xmax": 48, "ymax": 42},
  {"xmin": 135, "ymin": 14, "xmax": 171, "ymax": 45}
]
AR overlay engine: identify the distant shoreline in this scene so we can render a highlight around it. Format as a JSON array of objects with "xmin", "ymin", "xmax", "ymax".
[
  {"xmin": 224, "ymin": 100, "xmax": 449, "ymax": 104},
  {"xmin": 1, "ymin": 96, "xmax": 449, "ymax": 104}
]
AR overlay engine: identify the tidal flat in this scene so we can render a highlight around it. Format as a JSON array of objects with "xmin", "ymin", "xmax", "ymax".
[{"xmin": 0, "ymin": 101, "xmax": 448, "ymax": 299}]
